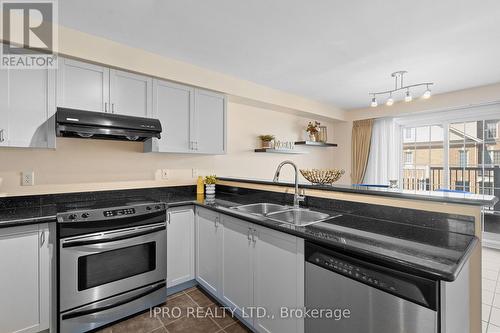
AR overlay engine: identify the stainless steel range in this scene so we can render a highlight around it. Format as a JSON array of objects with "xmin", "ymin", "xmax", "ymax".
[{"xmin": 57, "ymin": 198, "xmax": 167, "ymax": 333}]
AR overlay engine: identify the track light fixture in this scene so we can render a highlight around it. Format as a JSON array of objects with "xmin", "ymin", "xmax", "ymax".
[{"xmin": 369, "ymin": 71, "xmax": 433, "ymax": 107}]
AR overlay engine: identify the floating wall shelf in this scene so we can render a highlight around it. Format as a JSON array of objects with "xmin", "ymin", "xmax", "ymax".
[
  {"xmin": 254, "ymin": 148, "xmax": 307, "ymax": 154},
  {"xmin": 294, "ymin": 141, "xmax": 338, "ymax": 147}
]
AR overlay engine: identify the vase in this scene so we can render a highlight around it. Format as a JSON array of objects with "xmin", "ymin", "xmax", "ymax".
[
  {"xmin": 308, "ymin": 133, "xmax": 317, "ymax": 142},
  {"xmin": 261, "ymin": 140, "xmax": 272, "ymax": 149},
  {"xmin": 205, "ymin": 184, "xmax": 216, "ymax": 195},
  {"xmin": 318, "ymin": 126, "xmax": 327, "ymax": 143}
]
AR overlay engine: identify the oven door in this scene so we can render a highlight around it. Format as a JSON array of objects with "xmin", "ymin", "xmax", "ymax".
[{"xmin": 59, "ymin": 222, "xmax": 167, "ymax": 312}]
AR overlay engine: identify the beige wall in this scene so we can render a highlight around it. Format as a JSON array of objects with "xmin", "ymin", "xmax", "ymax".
[
  {"xmin": 331, "ymin": 82, "xmax": 500, "ymax": 184},
  {"xmin": 56, "ymin": 25, "xmax": 345, "ymax": 121},
  {"xmin": 347, "ymin": 82, "xmax": 500, "ymax": 122},
  {"xmin": 0, "ymin": 102, "xmax": 347, "ymax": 196}
]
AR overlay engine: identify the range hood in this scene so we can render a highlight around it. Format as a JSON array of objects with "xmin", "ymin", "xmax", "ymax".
[{"xmin": 56, "ymin": 108, "xmax": 162, "ymax": 142}]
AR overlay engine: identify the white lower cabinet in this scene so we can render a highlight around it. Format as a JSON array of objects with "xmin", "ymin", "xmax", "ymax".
[
  {"xmin": 167, "ymin": 206, "xmax": 195, "ymax": 288},
  {"xmin": 220, "ymin": 215, "xmax": 254, "ymax": 324},
  {"xmin": 0, "ymin": 223, "xmax": 53, "ymax": 333},
  {"xmin": 197, "ymin": 210, "xmax": 304, "ymax": 333},
  {"xmin": 253, "ymin": 225, "xmax": 304, "ymax": 333},
  {"xmin": 195, "ymin": 207, "xmax": 222, "ymax": 296}
]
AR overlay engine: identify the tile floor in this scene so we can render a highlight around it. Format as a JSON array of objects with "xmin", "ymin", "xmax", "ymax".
[
  {"xmin": 96, "ymin": 286, "xmax": 251, "ymax": 333},
  {"xmin": 483, "ymin": 247, "xmax": 500, "ymax": 333}
]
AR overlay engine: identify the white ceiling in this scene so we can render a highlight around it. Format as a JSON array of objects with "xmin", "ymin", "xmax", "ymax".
[{"xmin": 59, "ymin": 0, "xmax": 500, "ymax": 110}]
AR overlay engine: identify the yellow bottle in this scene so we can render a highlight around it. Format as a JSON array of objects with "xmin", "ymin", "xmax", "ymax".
[{"xmin": 196, "ymin": 176, "xmax": 204, "ymax": 194}]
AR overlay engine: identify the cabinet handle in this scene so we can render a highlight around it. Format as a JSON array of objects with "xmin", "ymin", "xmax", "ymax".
[
  {"xmin": 247, "ymin": 228, "xmax": 252, "ymax": 241},
  {"xmin": 195, "ymin": 141, "xmax": 199, "ymax": 150},
  {"xmin": 251, "ymin": 228, "xmax": 256, "ymax": 244},
  {"xmin": 111, "ymin": 103, "xmax": 115, "ymax": 113},
  {"xmin": 0, "ymin": 129, "xmax": 5, "ymax": 142},
  {"xmin": 40, "ymin": 231, "xmax": 45, "ymax": 246},
  {"xmin": 215, "ymin": 216, "xmax": 219, "ymax": 228},
  {"xmin": 104, "ymin": 102, "xmax": 108, "ymax": 112},
  {"xmin": 167, "ymin": 212, "xmax": 171, "ymax": 224}
]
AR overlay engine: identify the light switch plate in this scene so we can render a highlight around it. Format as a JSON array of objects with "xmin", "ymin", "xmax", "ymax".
[
  {"xmin": 161, "ymin": 169, "xmax": 169, "ymax": 180},
  {"xmin": 22, "ymin": 170, "xmax": 34, "ymax": 186},
  {"xmin": 192, "ymin": 168, "xmax": 198, "ymax": 178}
]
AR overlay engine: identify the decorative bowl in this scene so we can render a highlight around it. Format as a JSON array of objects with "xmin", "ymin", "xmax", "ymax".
[{"xmin": 300, "ymin": 169, "xmax": 345, "ymax": 185}]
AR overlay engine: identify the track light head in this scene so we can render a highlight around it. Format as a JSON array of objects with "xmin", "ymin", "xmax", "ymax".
[
  {"xmin": 404, "ymin": 90, "xmax": 412, "ymax": 102},
  {"xmin": 422, "ymin": 86, "xmax": 431, "ymax": 99},
  {"xmin": 370, "ymin": 96, "xmax": 378, "ymax": 107}
]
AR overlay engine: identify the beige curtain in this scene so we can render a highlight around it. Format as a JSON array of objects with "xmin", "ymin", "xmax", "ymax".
[{"xmin": 351, "ymin": 119, "xmax": 374, "ymax": 184}]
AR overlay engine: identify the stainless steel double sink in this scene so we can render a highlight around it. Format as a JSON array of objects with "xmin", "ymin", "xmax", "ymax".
[{"xmin": 230, "ymin": 203, "xmax": 331, "ymax": 226}]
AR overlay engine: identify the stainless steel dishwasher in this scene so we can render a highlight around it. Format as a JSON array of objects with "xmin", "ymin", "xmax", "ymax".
[{"xmin": 305, "ymin": 241, "xmax": 439, "ymax": 333}]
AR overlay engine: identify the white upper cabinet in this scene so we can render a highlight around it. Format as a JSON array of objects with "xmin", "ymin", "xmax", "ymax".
[
  {"xmin": 0, "ymin": 67, "xmax": 56, "ymax": 148},
  {"xmin": 109, "ymin": 69, "xmax": 152, "ymax": 117},
  {"xmin": 57, "ymin": 58, "xmax": 110, "ymax": 113},
  {"xmin": 145, "ymin": 82, "xmax": 226, "ymax": 155},
  {"xmin": 167, "ymin": 207, "xmax": 195, "ymax": 288},
  {"xmin": 0, "ymin": 223, "xmax": 52, "ymax": 333},
  {"xmin": 146, "ymin": 80, "xmax": 194, "ymax": 153},
  {"xmin": 57, "ymin": 58, "xmax": 153, "ymax": 117},
  {"xmin": 194, "ymin": 89, "xmax": 226, "ymax": 154}
]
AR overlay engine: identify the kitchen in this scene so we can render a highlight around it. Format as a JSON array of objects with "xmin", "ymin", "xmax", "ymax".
[{"xmin": 1, "ymin": 1, "xmax": 500, "ymax": 333}]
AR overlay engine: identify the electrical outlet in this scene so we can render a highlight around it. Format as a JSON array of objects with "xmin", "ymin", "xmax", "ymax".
[
  {"xmin": 22, "ymin": 170, "xmax": 34, "ymax": 186},
  {"xmin": 192, "ymin": 168, "xmax": 198, "ymax": 178},
  {"xmin": 161, "ymin": 169, "xmax": 169, "ymax": 180}
]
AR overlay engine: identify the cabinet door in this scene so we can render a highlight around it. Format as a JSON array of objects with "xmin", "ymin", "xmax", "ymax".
[
  {"xmin": 195, "ymin": 207, "xmax": 221, "ymax": 296},
  {"xmin": 0, "ymin": 224, "xmax": 51, "ymax": 333},
  {"xmin": 253, "ymin": 226, "xmax": 304, "ymax": 333},
  {"xmin": 109, "ymin": 69, "xmax": 152, "ymax": 117},
  {"xmin": 146, "ymin": 80, "xmax": 193, "ymax": 153},
  {"xmin": 193, "ymin": 89, "xmax": 226, "ymax": 154},
  {"xmin": 57, "ymin": 58, "xmax": 110, "ymax": 112},
  {"xmin": 167, "ymin": 207, "xmax": 195, "ymax": 288},
  {"xmin": 0, "ymin": 68, "xmax": 56, "ymax": 148},
  {"xmin": 221, "ymin": 215, "xmax": 254, "ymax": 321},
  {"xmin": 0, "ymin": 67, "xmax": 8, "ymax": 147}
]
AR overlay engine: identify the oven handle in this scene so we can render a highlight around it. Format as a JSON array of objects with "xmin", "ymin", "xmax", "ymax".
[
  {"xmin": 61, "ymin": 281, "xmax": 166, "ymax": 320},
  {"xmin": 62, "ymin": 225, "xmax": 166, "ymax": 248}
]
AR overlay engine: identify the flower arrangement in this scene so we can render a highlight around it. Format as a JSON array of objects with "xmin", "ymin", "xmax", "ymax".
[
  {"xmin": 204, "ymin": 175, "xmax": 217, "ymax": 185},
  {"xmin": 306, "ymin": 121, "xmax": 320, "ymax": 141},
  {"xmin": 258, "ymin": 134, "xmax": 275, "ymax": 148}
]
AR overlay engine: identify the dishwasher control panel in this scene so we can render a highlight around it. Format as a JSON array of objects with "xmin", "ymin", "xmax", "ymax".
[
  {"xmin": 305, "ymin": 241, "xmax": 438, "ymax": 311},
  {"xmin": 310, "ymin": 252, "xmax": 398, "ymax": 293}
]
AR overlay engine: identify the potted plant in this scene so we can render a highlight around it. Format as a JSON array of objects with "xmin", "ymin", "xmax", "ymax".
[
  {"xmin": 204, "ymin": 175, "xmax": 217, "ymax": 194},
  {"xmin": 258, "ymin": 135, "xmax": 275, "ymax": 148},
  {"xmin": 306, "ymin": 121, "xmax": 320, "ymax": 141}
]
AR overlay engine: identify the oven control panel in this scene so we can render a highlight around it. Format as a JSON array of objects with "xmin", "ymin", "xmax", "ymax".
[{"xmin": 104, "ymin": 208, "xmax": 136, "ymax": 217}]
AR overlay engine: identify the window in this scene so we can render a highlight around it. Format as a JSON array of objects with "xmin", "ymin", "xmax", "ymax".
[
  {"xmin": 486, "ymin": 122, "xmax": 498, "ymax": 139},
  {"xmin": 404, "ymin": 128, "xmax": 412, "ymax": 139},
  {"xmin": 404, "ymin": 151, "xmax": 413, "ymax": 164},
  {"xmin": 492, "ymin": 151, "xmax": 500, "ymax": 165},
  {"xmin": 459, "ymin": 150, "xmax": 469, "ymax": 167}
]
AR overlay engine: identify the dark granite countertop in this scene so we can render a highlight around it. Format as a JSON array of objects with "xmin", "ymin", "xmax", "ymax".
[
  {"xmin": 0, "ymin": 205, "xmax": 57, "ymax": 228},
  {"xmin": 0, "ymin": 188, "xmax": 477, "ymax": 282},
  {"xmin": 179, "ymin": 192, "xmax": 477, "ymax": 282},
  {"xmin": 218, "ymin": 177, "xmax": 499, "ymax": 207}
]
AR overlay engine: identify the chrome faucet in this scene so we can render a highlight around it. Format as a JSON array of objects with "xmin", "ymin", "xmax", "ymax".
[{"xmin": 273, "ymin": 160, "xmax": 305, "ymax": 208}]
